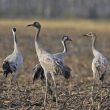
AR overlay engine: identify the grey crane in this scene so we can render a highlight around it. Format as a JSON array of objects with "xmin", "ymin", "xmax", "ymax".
[
  {"xmin": 53, "ymin": 35, "xmax": 72, "ymax": 62},
  {"xmin": 2, "ymin": 28, "xmax": 23, "ymax": 84},
  {"xmin": 83, "ymin": 32, "xmax": 108, "ymax": 88},
  {"xmin": 27, "ymin": 21, "xmax": 71, "ymax": 107}
]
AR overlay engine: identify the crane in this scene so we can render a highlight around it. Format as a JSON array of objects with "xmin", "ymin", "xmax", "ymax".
[
  {"xmin": 83, "ymin": 32, "xmax": 108, "ymax": 88},
  {"xmin": 27, "ymin": 21, "xmax": 71, "ymax": 107},
  {"xmin": 2, "ymin": 28, "xmax": 23, "ymax": 85},
  {"xmin": 53, "ymin": 35, "xmax": 72, "ymax": 62}
]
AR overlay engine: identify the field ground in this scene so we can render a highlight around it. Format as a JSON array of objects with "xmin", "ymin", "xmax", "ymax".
[{"xmin": 0, "ymin": 19, "xmax": 110, "ymax": 110}]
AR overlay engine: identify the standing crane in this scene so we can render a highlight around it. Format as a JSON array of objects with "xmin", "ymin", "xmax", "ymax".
[
  {"xmin": 83, "ymin": 32, "xmax": 108, "ymax": 88},
  {"xmin": 53, "ymin": 35, "xmax": 72, "ymax": 62},
  {"xmin": 27, "ymin": 21, "xmax": 71, "ymax": 107},
  {"xmin": 53, "ymin": 36, "xmax": 72, "ymax": 80},
  {"xmin": 2, "ymin": 28, "xmax": 23, "ymax": 85}
]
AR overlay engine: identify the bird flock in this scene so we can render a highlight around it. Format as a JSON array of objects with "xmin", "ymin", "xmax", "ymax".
[{"xmin": 2, "ymin": 21, "xmax": 108, "ymax": 108}]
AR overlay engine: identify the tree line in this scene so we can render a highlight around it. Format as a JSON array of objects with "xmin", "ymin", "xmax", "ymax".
[{"xmin": 0, "ymin": 0, "xmax": 110, "ymax": 19}]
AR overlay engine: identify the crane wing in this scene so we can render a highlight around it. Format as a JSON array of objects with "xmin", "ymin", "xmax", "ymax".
[
  {"xmin": 54, "ymin": 59, "xmax": 71, "ymax": 79},
  {"xmin": 53, "ymin": 53, "xmax": 64, "ymax": 62},
  {"xmin": 95, "ymin": 56, "xmax": 108, "ymax": 81},
  {"xmin": 95, "ymin": 56, "xmax": 107, "ymax": 73},
  {"xmin": 32, "ymin": 64, "xmax": 44, "ymax": 83}
]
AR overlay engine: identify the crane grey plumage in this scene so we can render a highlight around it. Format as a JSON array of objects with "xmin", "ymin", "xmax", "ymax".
[
  {"xmin": 83, "ymin": 32, "xmax": 108, "ymax": 85},
  {"xmin": 2, "ymin": 28, "xmax": 23, "ymax": 82},
  {"xmin": 27, "ymin": 21, "xmax": 71, "ymax": 107}
]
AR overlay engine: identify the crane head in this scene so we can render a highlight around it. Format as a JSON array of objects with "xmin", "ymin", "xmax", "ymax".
[
  {"xmin": 27, "ymin": 21, "xmax": 41, "ymax": 29},
  {"xmin": 62, "ymin": 36, "xmax": 72, "ymax": 42},
  {"xmin": 12, "ymin": 27, "xmax": 16, "ymax": 33},
  {"xmin": 83, "ymin": 32, "xmax": 96, "ymax": 37}
]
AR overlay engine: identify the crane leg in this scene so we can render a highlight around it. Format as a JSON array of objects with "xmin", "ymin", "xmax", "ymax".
[
  {"xmin": 98, "ymin": 72, "xmax": 105, "ymax": 102},
  {"xmin": 92, "ymin": 72, "xmax": 96, "ymax": 92},
  {"xmin": 92, "ymin": 78, "xmax": 95, "ymax": 92},
  {"xmin": 100, "ymin": 72, "xmax": 106, "ymax": 88},
  {"xmin": 69, "ymin": 76, "xmax": 72, "ymax": 95},
  {"xmin": 100, "ymin": 81, "xmax": 103, "ymax": 102},
  {"xmin": 91, "ymin": 75, "xmax": 95, "ymax": 106},
  {"xmin": 44, "ymin": 72, "xmax": 48, "ymax": 108},
  {"xmin": 11, "ymin": 73, "xmax": 20, "ymax": 90},
  {"xmin": 51, "ymin": 72, "xmax": 58, "ymax": 107}
]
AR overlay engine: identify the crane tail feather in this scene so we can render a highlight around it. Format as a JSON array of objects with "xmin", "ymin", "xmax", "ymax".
[
  {"xmin": 2, "ymin": 61, "xmax": 12, "ymax": 78},
  {"xmin": 55, "ymin": 63, "xmax": 71, "ymax": 79},
  {"xmin": 32, "ymin": 64, "xmax": 45, "ymax": 83},
  {"xmin": 99, "ymin": 73, "xmax": 105, "ymax": 82},
  {"xmin": 62, "ymin": 65, "xmax": 71, "ymax": 79}
]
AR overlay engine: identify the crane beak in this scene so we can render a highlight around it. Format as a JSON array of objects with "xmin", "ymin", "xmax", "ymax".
[
  {"xmin": 68, "ymin": 38, "xmax": 72, "ymax": 41},
  {"xmin": 27, "ymin": 24, "xmax": 33, "ymax": 27},
  {"xmin": 83, "ymin": 34, "xmax": 88, "ymax": 37}
]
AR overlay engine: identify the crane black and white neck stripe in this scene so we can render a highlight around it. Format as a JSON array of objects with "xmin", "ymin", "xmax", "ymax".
[
  {"xmin": 53, "ymin": 36, "xmax": 72, "ymax": 62},
  {"xmin": 2, "ymin": 27, "xmax": 23, "ymax": 81}
]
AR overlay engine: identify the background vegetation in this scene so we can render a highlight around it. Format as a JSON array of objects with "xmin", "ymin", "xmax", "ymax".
[{"xmin": 0, "ymin": 0, "xmax": 110, "ymax": 19}]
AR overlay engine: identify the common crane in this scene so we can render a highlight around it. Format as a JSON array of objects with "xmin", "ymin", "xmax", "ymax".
[
  {"xmin": 2, "ymin": 28, "xmax": 23, "ymax": 85},
  {"xmin": 83, "ymin": 32, "xmax": 108, "ymax": 88},
  {"xmin": 53, "ymin": 35, "xmax": 72, "ymax": 62},
  {"xmin": 27, "ymin": 21, "xmax": 71, "ymax": 107}
]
